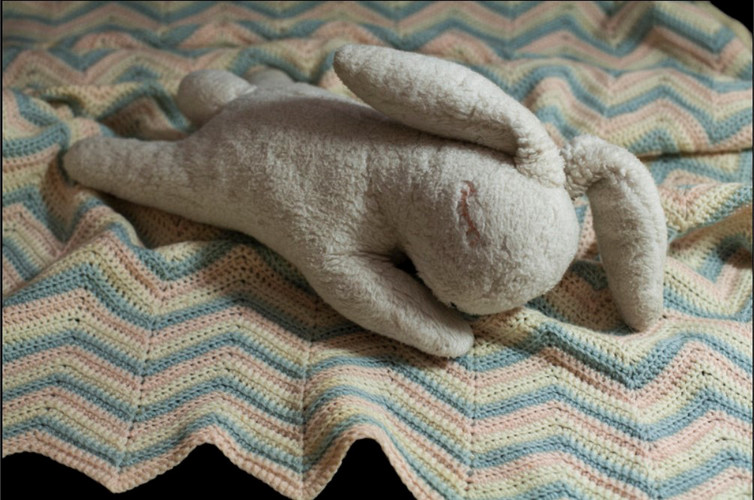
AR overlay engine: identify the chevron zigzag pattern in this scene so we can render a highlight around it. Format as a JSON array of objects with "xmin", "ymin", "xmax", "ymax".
[{"xmin": 2, "ymin": 2, "xmax": 752, "ymax": 499}]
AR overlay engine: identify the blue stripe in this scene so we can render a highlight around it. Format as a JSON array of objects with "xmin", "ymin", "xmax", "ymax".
[
  {"xmin": 465, "ymin": 321, "xmax": 752, "ymax": 381},
  {"xmin": 303, "ymin": 412, "xmax": 466, "ymax": 499},
  {"xmin": 1, "ymin": 1, "xmax": 109, "ymax": 24},
  {"xmin": 3, "ymin": 186, "xmax": 105, "ymax": 249},
  {"xmin": 696, "ymin": 235, "xmax": 752, "ymax": 281},
  {"xmin": 2, "ymin": 237, "xmax": 41, "ymax": 282},
  {"xmin": 2, "ymin": 186, "xmax": 313, "ymax": 291},
  {"xmin": 2, "ymin": 412, "xmax": 302, "ymax": 472},
  {"xmin": 708, "ymin": 185, "xmax": 753, "ymax": 223},
  {"xmin": 134, "ymin": 377, "xmax": 303, "ymax": 425},
  {"xmin": 7, "ymin": 89, "xmax": 61, "ymax": 126},
  {"xmin": 658, "ymin": 449, "xmax": 753, "ymax": 497},
  {"xmin": 4, "ymin": 4, "xmax": 739, "ymax": 67},
  {"xmin": 94, "ymin": 80, "xmax": 188, "ymax": 129},
  {"xmin": 665, "ymin": 285, "xmax": 752, "ymax": 322},
  {"xmin": 48, "ymin": 47, "xmax": 114, "ymax": 71},
  {"xmin": 1, "ymin": 263, "xmax": 320, "ymax": 343},
  {"xmin": 649, "ymin": 151, "xmax": 753, "ymax": 185},
  {"xmin": 3, "ymin": 59, "xmax": 749, "ymax": 155},
  {"xmin": 304, "ymin": 384, "xmax": 470, "ymax": 464},
  {"xmin": 3, "ymin": 330, "xmax": 144, "ymax": 373},
  {"xmin": 3, "ymin": 374, "xmax": 135, "ymax": 420},
  {"xmin": 2, "ymin": 124, "xmax": 71, "ymax": 158},
  {"xmin": 357, "ymin": 0, "xmax": 439, "ymax": 20},
  {"xmin": 3, "ymin": 415, "xmax": 128, "ymax": 466},
  {"xmin": 477, "ymin": 435, "xmax": 751, "ymax": 498},
  {"xmin": 122, "ymin": 412, "xmax": 301, "ymax": 470},
  {"xmin": 477, "ymin": 384, "xmax": 751, "ymax": 438},
  {"xmin": 506, "ymin": 482, "xmax": 591, "ymax": 500},
  {"xmin": 0, "ymin": 0, "xmax": 728, "ymax": 56},
  {"xmin": 4, "ymin": 349, "xmax": 750, "ymax": 451},
  {"xmin": 3, "ymin": 372, "xmax": 302, "ymax": 426},
  {"xmin": 6, "ymin": 322, "xmax": 750, "ymax": 437},
  {"xmin": 2, "ymin": 6, "xmax": 750, "ymax": 82},
  {"xmin": 3, "ymin": 368, "xmax": 751, "ymax": 494},
  {"xmin": 5, "ymin": 264, "xmax": 750, "ymax": 389},
  {"xmin": 1, "ymin": 326, "xmax": 305, "ymax": 381},
  {"xmin": 3, "ymin": 409, "xmax": 459, "ymax": 497},
  {"xmin": 5, "ymin": 408, "xmax": 749, "ymax": 499}
]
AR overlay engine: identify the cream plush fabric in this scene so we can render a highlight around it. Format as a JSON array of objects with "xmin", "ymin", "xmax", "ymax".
[{"xmin": 63, "ymin": 45, "xmax": 666, "ymax": 358}]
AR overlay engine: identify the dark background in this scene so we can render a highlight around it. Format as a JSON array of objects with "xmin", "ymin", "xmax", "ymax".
[
  {"xmin": 713, "ymin": 1, "xmax": 753, "ymax": 31},
  {"xmin": 2, "ymin": 2, "xmax": 751, "ymax": 499}
]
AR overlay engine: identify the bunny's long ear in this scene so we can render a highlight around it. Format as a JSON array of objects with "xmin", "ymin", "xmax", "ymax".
[
  {"xmin": 333, "ymin": 44, "xmax": 564, "ymax": 187},
  {"xmin": 562, "ymin": 135, "xmax": 667, "ymax": 331}
]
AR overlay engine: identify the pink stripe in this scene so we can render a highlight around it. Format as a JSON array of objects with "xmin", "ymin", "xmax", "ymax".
[
  {"xmin": 474, "ymin": 328, "xmax": 750, "ymax": 410},
  {"xmin": 677, "ymin": 466, "xmax": 753, "ymax": 499},
  {"xmin": 472, "ymin": 450, "xmax": 642, "ymax": 497},
  {"xmin": 401, "ymin": 2, "xmax": 603, "ymax": 37},
  {"xmin": 129, "ymin": 391, "xmax": 300, "ymax": 445},
  {"xmin": 664, "ymin": 310, "xmax": 752, "ymax": 341},
  {"xmin": 177, "ymin": 3, "xmax": 274, "ymax": 27},
  {"xmin": 140, "ymin": 345, "xmax": 300, "ymax": 395},
  {"xmin": 312, "ymin": 23, "xmax": 385, "ymax": 47},
  {"xmin": 178, "ymin": 21, "xmax": 265, "ymax": 49},
  {"xmin": 303, "ymin": 422, "xmax": 445, "ymax": 500},
  {"xmin": 2, "ymin": 143, "xmax": 62, "ymax": 172},
  {"xmin": 3, "ymin": 203, "xmax": 64, "ymax": 260},
  {"xmin": 519, "ymin": 22, "xmax": 742, "ymax": 75},
  {"xmin": 4, "ymin": 223, "xmax": 322, "ymax": 332},
  {"xmin": 476, "ymin": 402, "xmax": 750, "ymax": 462},
  {"xmin": 22, "ymin": 4, "xmax": 160, "ymax": 41},
  {"xmin": 564, "ymin": 66, "xmax": 751, "ymax": 108},
  {"xmin": 651, "ymin": 410, "xmax": 752, "ymax": 461},
  {"xmin": 306, "ymin": 364, "xmax": 469, "ymax": 432},
  {"xmin": 305, "ymin": 394, "xmax": 468, "ymax": 491},
  {"xmin": 300, "ymin": 3, "xmax": 392, "ymax": 25},
  {"xmin": 666, "ymin": 257, "xmax": 751, "ymax": 307},
  {"xmin": 3, "ymin": 344, "xmax": 141, "ymax": 392},
  {"xmin": 72, "ymin": 32, "xmax": 151, "ymax": 51},
  {"xmin": 2, "ymin": 256, "xmax": 24, "ymax": 295},
  {"xmin": 1, "ymin": 89, "xmax": 43, "ymax": 136},
  {"xmin": 718, "ymin": 34, "xmax": 753, "ymax": 75},
  {"xmin": 3, "ymin": 387, "xmax": 132, "ymax": 438},
  {"xmin": 152, "ymin": 300, "xmax": 314, "ymax": 352},
  {"xmin": 2, "ymin": 288, "xmax": 151, "ymax": 346},
  {"xmin": 419, "ymin": 32, "xmax": 501, "ymax": 65},
  {"xmin": 4, "ymin": 420, "xmax": 445, "ymax": 498},
  {"xmin": 3, "ymin": 433, "xmax": 124, "ymax": 491}
]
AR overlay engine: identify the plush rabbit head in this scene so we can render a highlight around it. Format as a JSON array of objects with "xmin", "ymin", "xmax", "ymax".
[
  {"xmin": 63, "ymin": 44, "xmax": 667, "ymax": 358},
  {"xmin": 333, "ymin": 45, "xmax": 666, "ymax": 327},
  {"xmin": 391, "ymin": 147, "xmax": 581, "ymax": 316}
]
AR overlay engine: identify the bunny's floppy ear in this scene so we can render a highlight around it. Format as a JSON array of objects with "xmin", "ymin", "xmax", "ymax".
[
  {"xmin": 333, "ymin": 44, "xmax": 564, "ymax": 187},
  {"xmin": 562, "ymin": 135, "xmax": 667, "ymax": 331}
]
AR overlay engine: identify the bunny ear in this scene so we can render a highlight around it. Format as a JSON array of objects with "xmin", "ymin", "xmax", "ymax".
[
  {"xmin": 562, "ymin": 135, "xmax": 667, "ymax": 331},
  {"xmin": 333, "ymin": 44, "xmax": 564, "ymax": 187}
]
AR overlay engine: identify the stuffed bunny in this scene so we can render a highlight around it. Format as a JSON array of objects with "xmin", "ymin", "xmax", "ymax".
[{"xmin": 63, "ymin": 44, "xmax": 667, "ymax": 358}]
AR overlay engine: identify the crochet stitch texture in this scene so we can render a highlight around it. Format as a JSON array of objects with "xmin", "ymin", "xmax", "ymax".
[{"xmin": 2, "ymin": 2, "xmax": 752, "ymax": 498}]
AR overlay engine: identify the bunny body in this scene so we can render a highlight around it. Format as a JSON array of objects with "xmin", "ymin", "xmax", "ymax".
[{"xmin": 64, "ymin": 45, "xmax": 666, "ymax": 357}]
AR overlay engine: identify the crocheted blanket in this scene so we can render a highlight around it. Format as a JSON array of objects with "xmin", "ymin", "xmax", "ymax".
[{"xmin": 2, "ymin": 2, "xmax": 752, "ymax": 498}]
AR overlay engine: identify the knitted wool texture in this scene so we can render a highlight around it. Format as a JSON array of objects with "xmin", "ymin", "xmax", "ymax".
[{"xmin": 2, "ymin": 2, "xmax": 752, "ymax": 499}]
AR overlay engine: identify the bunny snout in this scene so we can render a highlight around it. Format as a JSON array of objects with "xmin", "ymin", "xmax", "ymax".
[
  {"xmin": 448, "ymin": 188, "xmax": 580, "ymax": 316},
  {"xmin": 408, "ymin": 169, "xmax": 580, "ymax": 317}
]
